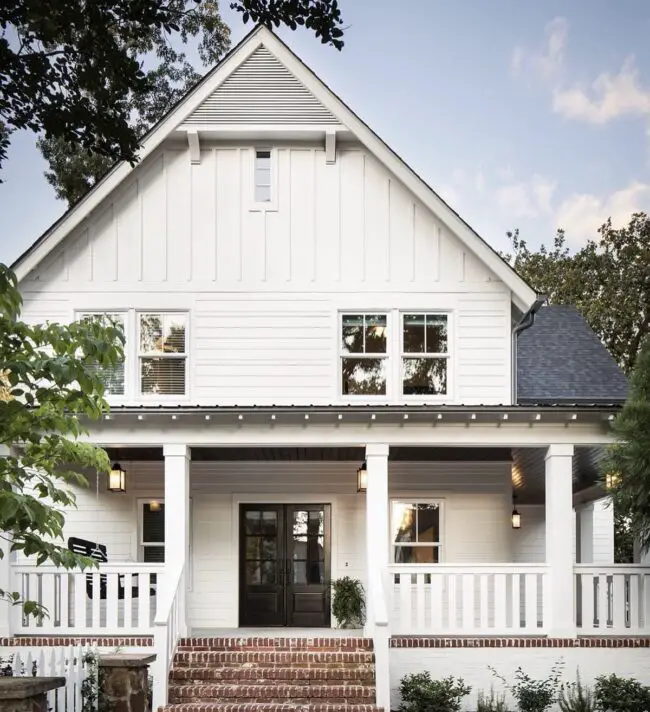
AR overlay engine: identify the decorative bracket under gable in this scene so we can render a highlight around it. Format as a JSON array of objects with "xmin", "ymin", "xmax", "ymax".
[
  {"xmin": 325, "ymin": 131, "xmax": 336, "ymax": 164},
  {"xmin": 187, "ymin": 130, "xmax": 201, "ymax": 164}
]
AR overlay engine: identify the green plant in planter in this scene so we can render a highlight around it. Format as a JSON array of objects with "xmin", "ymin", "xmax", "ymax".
[
  {"xmin": 398, "ymin": 672, "xmax": 470, "ymax": 712},
  {"xmin": 477, "ymin": 687, "xmax": 511, "ymax": 711},
  {"xmin": 490, "ymin": 662, "xmax": 564, "ymax": 712},
  {"xmin": 558, "ymin": 671, "xmax": 595, "ymax": 712},
  {"xmin": 594, "ymin": 673, "xmax": 650, "ymax": 712},
  {"xmin": 331, "ymin": 577, "xmax": 365, "ymax": 628}
]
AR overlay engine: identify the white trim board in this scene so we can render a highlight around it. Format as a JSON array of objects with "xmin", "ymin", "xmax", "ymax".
[{"xmin": 12, "ymin": 26, "xmax": 536, "ymax": 311}]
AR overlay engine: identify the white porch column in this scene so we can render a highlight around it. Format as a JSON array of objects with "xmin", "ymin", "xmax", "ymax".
[
  {"xmin": 0, "ymin": 445, "xmax": 11, "ymax": 637},
  {"xmin": 364, "ymin": 444, "xmax": 389, "ymax": 634},
  {"xmin": 163, "ymin": 443, "xmax": 190, "ymax": 635},
  {"xmin": 545, "ymin": 444, "xmax": 575, "ymax": 637}
]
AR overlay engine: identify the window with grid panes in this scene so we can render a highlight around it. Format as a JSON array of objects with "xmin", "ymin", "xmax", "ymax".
[
  {"xmin": 78, "ymin": 312, "xmax": 126, "ymax": 396},
  {"xmin": 340, "ymin": 313, "xmax": 388, "ymax": 396},
  {"xmin": 138, "ymin": 313, "xmax": 188, "ymax": 395},
  {"xmin": 401, "ymin": 313, "xmax": 449, "ymax": 396}
]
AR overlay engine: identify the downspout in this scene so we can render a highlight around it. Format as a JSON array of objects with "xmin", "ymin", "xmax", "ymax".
[{"xmin": 512, "ymin": 295, "xmax": 547, "ymax": 403}]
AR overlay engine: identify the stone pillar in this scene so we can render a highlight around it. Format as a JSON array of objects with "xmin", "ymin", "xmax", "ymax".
[
  {"xmin": 99, "ymin": 654, "xmax": 157, "ymax": 712},
  {"xmin": 0, "ymin": 678, "xmax": 65, "ymax": 712},
  {"xmin": 364, "ymin": 443, "xmax": 389, "ymax": 636},
  {"xmin": 545, "ymin": 444, "xmax": 576, "ymax": 637}
]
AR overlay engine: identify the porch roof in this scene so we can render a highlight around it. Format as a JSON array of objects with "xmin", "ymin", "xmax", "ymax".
[{"xmin": 103, "ymin": 403, "xmax": 619, "ymax": 426}]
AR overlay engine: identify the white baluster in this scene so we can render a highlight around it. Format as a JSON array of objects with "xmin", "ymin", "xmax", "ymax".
[
  {"xmin": 525, "ymin": 573, "xmax": 537, "ymax": 631},
  {"xmin": 40, "ymin": 574, "xmax": 56, "ymax": 632},
  {"xmin": 399, "ymin": 573, "xmax": 411, "ymax": 632},
  {"xmin": 430, "ymin": 573, "xmax": 442, "ymax": 632},
  {"xmin": 448, "ymin": 574, "xmax": 457, "ymax": 632},
  {"xmin": 107, "ymin": 572, "xmax": 119, "ymax": 629},
  {"xmin": 416, "ymin": 573, "xmax": 425, "ymax": 630},
  {"xmin": 494, "ymin": 574, "xmax": 506, "ymax": 632},
  {"xmin": 612, "ymin": 574, "xmax": 626, "ymax": 631},
  {"xmin": 479, "ymin": 574, "xmax": 489, "ymax": 631},
  {"xmin": 73, "ymin": 572, "xmax": 87, "ymax": 631},
  {"xmin": 138, "ymin": 572, "xmax": 151, "ymax": 630},
  {"xmin": 629, "ymin": 573, "xmax": 640, "ymax": 631},
  {"xmin": 123, "ymin": 573, "xmax": 133, "ymax": 630},
  {"xmin": 91, "ymin": 572, "xmax": 101, "ymax": 629},
  {"xmin": 462, "ymin": 574, "xmax": 474, "ymax": 631},
  {"xmin": 511, "ymin": 573, "xmax": 521, "ymax": 630},
  {"xmin": 597, "ymin": 574, "xmax": 609, "ymax": 629}
]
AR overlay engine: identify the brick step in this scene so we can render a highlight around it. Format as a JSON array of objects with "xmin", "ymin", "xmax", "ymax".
[
  {"xmin": 170, "ymin": 667, "xmax": 375, "ymax": 683},
  {"xmin": 168, "ymin": 684, "xmax": 376, "ymax": 702},
  {"xmin": 173, "ymin": 651, "xmax": 375, "ymax": 666},
  {"xmin": 160, "ymin": 704, "xmax": 382, "ymax": 712},
  {"xmin": 178, "ymin": 638, "xmax": 372, "ymax": 651}
]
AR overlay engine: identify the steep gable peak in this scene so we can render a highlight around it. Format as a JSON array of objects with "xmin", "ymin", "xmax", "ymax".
[{"xmin": 11, "ymin": 25, "xmax": 536, "ymax": 310}]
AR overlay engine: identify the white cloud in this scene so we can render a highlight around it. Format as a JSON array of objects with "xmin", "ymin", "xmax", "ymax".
[
  {"xmin": 515, "ymin": 19, "xmax": 650, "ymax": 132},
  {"xmin": 555, "ymin": 181, "xmax": 650, "ymax": 245},
  {"xmin": 552, "ymin": 57, "xmax": 650, "ymax": 124},
  {"xmin": 495, "ymin": 174, "xmax": 556, "ymax": 219},
  {"xmin": 512, "ymin": 17, "xmax": 568, "ymax": 81}
]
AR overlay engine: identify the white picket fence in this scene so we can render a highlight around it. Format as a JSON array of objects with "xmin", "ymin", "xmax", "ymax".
[{"xmin": 0, "ymin": 645, "xmax": 92, "ymax": 712}]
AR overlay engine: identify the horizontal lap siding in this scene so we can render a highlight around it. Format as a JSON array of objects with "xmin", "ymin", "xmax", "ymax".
[
  {"xmin": 21, "ymin": 144, "xmax": 512, "ymax": 407},
  {"xmin": 456, "ymin": 296, "xmax": 511, "ymax": 405}
]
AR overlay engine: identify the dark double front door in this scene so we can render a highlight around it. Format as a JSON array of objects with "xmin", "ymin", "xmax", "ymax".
[{"xmin": 239, "ymin": 504, "xmax": 331, "ymax": 627}]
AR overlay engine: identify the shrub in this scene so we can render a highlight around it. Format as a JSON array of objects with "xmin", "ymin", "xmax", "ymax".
[
  {"xmin": 331, "ymin": 577, "xmax": 365, "ymax": 628},
  {"xmin": 477, "ymin": 687, "xmax": 511, "ymax": 711},
  {"xmin": 398, "ymin": 671, "xmax": 471, "ymax": 712},
  {"xmin": 490, "ymin": 662, "xmax": 564, "ymax": 712},
  {"xmin": 594, "ymin": 673, "xmax": 650, "ymax": 712},
  {"xmin": 558, "ymin": 672, "xmax": 595, "ymax": 712}
]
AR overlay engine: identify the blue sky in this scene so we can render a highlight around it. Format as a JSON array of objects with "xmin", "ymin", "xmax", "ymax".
[{"xmin": 2, "ymin": 0, "xmax": 650, "ymax": 265}]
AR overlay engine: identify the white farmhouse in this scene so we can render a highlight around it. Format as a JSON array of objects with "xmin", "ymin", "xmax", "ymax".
[{"xmin": 1, "ymin": 25, "xmax": 641, "ymax": 712}]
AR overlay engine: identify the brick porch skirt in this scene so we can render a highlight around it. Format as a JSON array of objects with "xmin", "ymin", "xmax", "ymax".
[{"xmin": 390, "ymin": 636, "xmax": 650, "ymax": 648}]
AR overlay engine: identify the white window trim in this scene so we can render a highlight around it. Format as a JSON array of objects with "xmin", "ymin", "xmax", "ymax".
[
  {"xmin": 399, "ymin": 311, "xmax": 453, "ymax": 402},
  {"xmin": 390, "ymin": 497, "xmax": 445, "ymax": 565},
  {"xmin": 339, "ymin": 310, "xmax": 391, "ymax": 401},
  {"xmin": 249, "ymin": 147, "xmax": 279, "ymax": 212},
  {"xmin": 136, "ymin": 310, "xmax": 190, "ymax": 401},
  {"xmin": 74, "ymin": 309, "xmax": 129, "ymax": 403},
  {"xmin": 138, "ymin": 498, "xmax": 166, "ymax": 563}
]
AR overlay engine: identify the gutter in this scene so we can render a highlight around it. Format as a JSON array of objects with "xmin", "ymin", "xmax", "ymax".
[{"xmin": 512, "ymin": 295, "xmax": 547, "ymax": 404}]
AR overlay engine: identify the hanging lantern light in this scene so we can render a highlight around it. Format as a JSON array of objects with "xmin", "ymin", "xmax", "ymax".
[
  {"xmin": 605, "ymin": 472, "xmax": 620, "ymax": 490},
  {"xmin": 108, "ymin": 463, "xmax": 126, "ymax": 493},
  {"xmin": 357, "ymin": 461, "xmax": 367, "ymax": 493},
  {"xmin": 511, "ymin": 494, "xmax": 521, "ymax": 529}
]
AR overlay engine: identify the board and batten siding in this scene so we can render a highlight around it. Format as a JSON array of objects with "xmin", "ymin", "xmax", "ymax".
[
  {"xmin": 56, "ymin": 460, "xmax": 514, "ymax": 628},
  {"xmin": 20, "ymin": 144, "xmax": 512, "ymax": 406}
]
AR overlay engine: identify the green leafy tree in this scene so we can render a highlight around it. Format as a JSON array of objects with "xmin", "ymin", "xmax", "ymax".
[
  {"xmin": 503, "ymin": 212, "xmax": 650, "ymax": 374},
  {"xmin": 0, "ymin": 264, "xmax": 124, "ymax": 617},
  {"xmin": 1, "ymin": 0, "xmax": 345, "ymax": 186},
  {"xmin": 604, "ymin": 338, "xmax": 650, "ymax": 552}
]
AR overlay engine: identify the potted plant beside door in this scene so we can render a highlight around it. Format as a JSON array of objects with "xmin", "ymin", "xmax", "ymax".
[{"xmin": 331, "ymin": 577, "xmax": 365, "ymax": 628}]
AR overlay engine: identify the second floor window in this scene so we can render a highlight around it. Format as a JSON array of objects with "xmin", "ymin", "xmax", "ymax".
[
  {"xmin": 402, "ymin": 313, "xmax": 448, "ymax": 396},
  {"xmin": 79, "ymin": 312, "xmax": 126, "ymax": 396},
  {"xmin": 341, "ymin": 313, "xmax": 388, "ymax": 396},
  {"xmin": 254, "ymin": 149, "xmax": 272, "ymax": 202},
  {"xmin": 139, "ymin": 312, "xmax": 188, "ymax": 396}
]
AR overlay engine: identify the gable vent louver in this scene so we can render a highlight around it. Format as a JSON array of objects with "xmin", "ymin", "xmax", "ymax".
[{"xmin": 185, "ymin": 46, "xmax": 341, "ymax": 126}]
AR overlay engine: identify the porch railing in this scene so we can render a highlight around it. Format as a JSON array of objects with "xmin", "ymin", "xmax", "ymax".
[
  {"xmin": 9, "ymin": 562, "xmax": 164, "ymax": 635},
  {"xmin": 152, "ymin": 562, "xmax": 186, "ymax": 711},
  {"xmin": 575, "ymin": 564, "xmax": 650, "ymax": 634},
  {"xmin": 387, "ymin": 564, "xmax": 549, "ymax": 635}
]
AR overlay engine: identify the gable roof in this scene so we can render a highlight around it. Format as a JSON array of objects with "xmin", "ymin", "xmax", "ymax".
[
  {"xmin": 516, "ymin": 305, "xmax": 629, "ymax": 405},
  {"xmin": 11, "ymin": 25, "xmax": 537, "ymax": 310}
]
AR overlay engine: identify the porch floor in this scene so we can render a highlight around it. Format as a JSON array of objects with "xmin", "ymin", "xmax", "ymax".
[{"xmin": 189, "ymin": 627, "xmax": 361, "ymax": 637}]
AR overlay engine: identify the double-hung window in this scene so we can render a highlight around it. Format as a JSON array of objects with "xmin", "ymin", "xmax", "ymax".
[
  {"xmin": 139, "ymin": 312, "xmax": 188, "ymax": 396},
  {"xmin": 140, "ymin": 501, "xmax": 165, "ymax": 563},
  {"xmin": 391, "ymin": 500, "xmax": 442, "ymax": 564},
  {"xmin": 78, "ymin": 312, "xmax": 126, "ymax": 396},
  {"xmin": 341, "ymin": 313, "xmax": 388, "ymax": 396},
  {"xmin": 401, "ymin": 313, "xmax": 449, "ymax": 396}
]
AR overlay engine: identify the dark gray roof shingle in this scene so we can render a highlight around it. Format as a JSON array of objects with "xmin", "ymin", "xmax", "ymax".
[{"xmin": 516, "ymin": 304, "xmax": 628, "ymax": 405}]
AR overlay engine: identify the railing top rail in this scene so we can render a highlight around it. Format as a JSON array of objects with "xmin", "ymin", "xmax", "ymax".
[
  {"xmin": 387, "ymin": 563, "xmax": 549, "ymax": 573},
  {"xmin": 574, "ymin": 564, "xmax": 650, "ymax": 572},
  {"xmin": 10, "ymin": 562, "xmax": 166, "ymax": 574}
]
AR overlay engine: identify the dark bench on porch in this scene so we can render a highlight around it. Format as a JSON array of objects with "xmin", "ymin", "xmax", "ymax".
[{"xmin": 67, "ymin": 537, "xmax": 156, "ymax": 600}]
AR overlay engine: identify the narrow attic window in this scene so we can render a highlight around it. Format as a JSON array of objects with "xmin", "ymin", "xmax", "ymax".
[{"xmin": 254, "ymin": 149, "xmax": 272, "ymax": 202}]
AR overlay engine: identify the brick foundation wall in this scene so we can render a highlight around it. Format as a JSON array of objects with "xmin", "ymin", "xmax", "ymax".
[
  {"xmin": 0, "ymin": 636, "xmax": 154, "ymax": 647},
  {"xmin": 391, "ymin": 636, "xmax": 650, "ymax": 648}
]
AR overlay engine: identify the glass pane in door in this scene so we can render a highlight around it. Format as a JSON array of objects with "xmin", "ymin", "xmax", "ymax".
[{"xmin": 291, "ymin": 508, "xmax": 325, "ymax": 584}]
